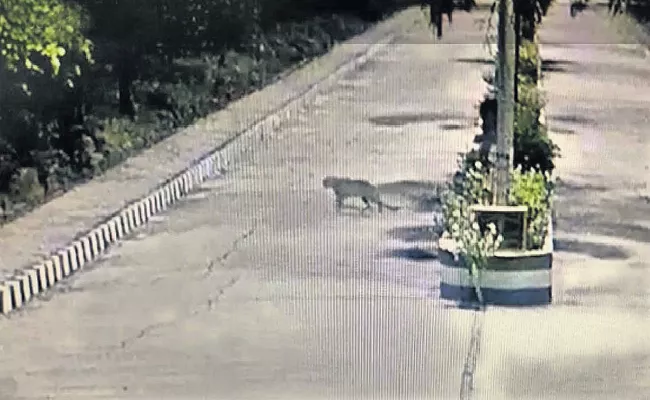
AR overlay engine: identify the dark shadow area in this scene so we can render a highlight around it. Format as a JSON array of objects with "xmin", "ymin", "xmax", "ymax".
[
  {"xmin": 377, "ymin": 180, "xmax": 444, "ymax": 193},
  {"xmin": 595, "ymin": 222, "xmax": 650, "ymax": 243},
  {"xmin": 454, "ymin": 57, "xmax": 493, "ymax": 65},
  {"xmin": 368, "ymin": 112, "xmax": 470, "ymax": 127},
  {"xmin": 465, "ymin": 3, "xmax": 496, "ymax": 11},
  {"xmin": 354, "ymin": 57, "xmax": 379, "ymax": 74},
  {"xmin": 411, "ymin": 195, "xmax": 444, "ymax": 212},
  {"xmin": 386, "ymin": 247, "xmax": 438, "ymax": 261},
  {"xmin": 377, "ymin": 179, "xmax": 445, "ymax": 213},
  {"xmin": 550, "ymin": 127, "xmax": 576, "ymax": 135},
  {"xmin": 442, "ymin": 302, "xmax": 483, "ymax": 311},
  {"xmin": 553, "ymin": 238, "xmax": 630, "ymax": 260},
  {"xmin": 548, "ymin": 113, "xmax": 597, "ymax": 125},
  {"xmin": 569, "ymin": 0, "xmax": 590, "ymax": 18},
  {"xmin": 542, "ymin": 59, "xmax": 579, "ymax": 68},
  {"xmin": 439, "ymin": 123, "xmax": 470, "ymax": 131},
  {"xmin": 554, "ymin": 172, "xmax": 650, "ymax": 242},
  {"xmin": 541, "ymin": 64, "xmax": 571, "ymax": 73},
  {"xmin": 556, "ymin": 178, "xmax": 609, "ymax": 194},
  {"xmin": 556, "ymin": 214, "xmax": 650, "ymax": 244},
  {"xmin": 387, "ymin": 225, "xmax": 441, "ymax": 243},
  {"xmin": 455, "ymin": 57, "xmax": 574, "ymax": 73},
  {"xmin": 626, "ymin": 3, "xmax": 650, "ymax": 24}
]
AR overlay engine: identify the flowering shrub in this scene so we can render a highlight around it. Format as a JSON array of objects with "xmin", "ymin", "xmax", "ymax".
[
  {"xmin": 440, "ymin": 156, "xmax": 503, "ymax": 303},
  {"xmin": 439, "ymin": 154, "xmax": 555, "ymax": 303},
  {"xmin": 510, "ymin": 166, "xmax": 555, "ymax": 250}
]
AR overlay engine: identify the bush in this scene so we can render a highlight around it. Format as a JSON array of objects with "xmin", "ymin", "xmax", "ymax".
[
  {"xmin": 442, "ymin": 152, "xmax": 554, "ymax": 252},
  {"xmin": 515, "ymin": 80, "xmax": 559, "ymax": 173},
  {"xmin": 0, "ymin": 9, "xmax": 381, "ymax": 226},
  {"xmin": 439, "ymin": 155, "xmax": 502, "ymax": 304},
  {"xmin": 518, "ymin": 39, "xmax": 539, "ymax": 83},
  {"xmin": 439, "ymin": 151, "xmax": 554, "ymax": 302},
  {"xmin": 509, "ymin": 166, "xmax": 554, "ymax": 250},
  {"xmin": 476, "ymin": 37, "xmax": 559, "ymax": 175}
]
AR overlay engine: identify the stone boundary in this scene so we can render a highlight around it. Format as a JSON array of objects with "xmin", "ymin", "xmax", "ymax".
[{"xmin": 0, "ymin": 8, "xmax": 420, "ymax": 315}]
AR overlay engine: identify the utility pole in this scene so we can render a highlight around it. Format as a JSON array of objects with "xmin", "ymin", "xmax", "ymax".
[{"xmin": 494, "ymin": 0, "xmax": 516, "ymax": 205}]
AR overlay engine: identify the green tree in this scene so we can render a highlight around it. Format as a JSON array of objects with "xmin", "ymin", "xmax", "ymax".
[
  {"xmin": 76, "ymin": 0, "xmax": 262, "ymax": 118},
  {"xmin": 0, "ymin": 0, "xmax": 93, "ymax": 90}
]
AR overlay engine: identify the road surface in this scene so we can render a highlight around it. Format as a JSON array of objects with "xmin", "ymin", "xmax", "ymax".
[
  {"xmin": 473, "ymin": 4, "xmax": 650, "ymax": 399},
  {"xmin": 0, "ymin": 9, "xmax": 493, "ymax": 400}
]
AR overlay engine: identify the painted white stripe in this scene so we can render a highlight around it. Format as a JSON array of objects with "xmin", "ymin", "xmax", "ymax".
[
  {"xmin": 25, "ymin": 269, "xmax": 38, "ymax": 300},
  {"xmin": 44, "ymin": 260, "xmax": 57, "ymax": 285},
  {"xmin": 6, "ymin": 280, "xmax": 22, "ymax": 308},
  {"xmin": 18, "ymin": 274, "xmax": 31, "ymax": 302},
  {"xmin": 0, "ymin": 14, "xmax": 421, "ymax": 314},
  {"xmin": 34, "ymin": 264, "xmax": 49, "ymax": 291},
  {"xmin": 55, "ymin": 251, "xmax": 69, "ymax": 277},
  {"xmin": 0, "ymin": 284, "xmax": 11, "ymax": 314},
  {"xmin": 440, "ymin": 265, "xmax": 551, "ymax": 290}
]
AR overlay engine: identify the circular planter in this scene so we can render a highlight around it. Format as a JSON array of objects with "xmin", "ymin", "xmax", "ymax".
[{"xmin": 438, "ymin": 219, "xmax": 554, "ymax": 306}]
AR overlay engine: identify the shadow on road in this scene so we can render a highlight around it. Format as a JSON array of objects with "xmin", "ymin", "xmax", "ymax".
[
  {"xmin": 541, "ymin": 59, "xmax": 578, "ymax": 72},
  {"xmin": 377, "ymin": 179, "xmax": 445, "ymax": 212},
  {"xmin": 556, "ymin": 177, "xmax": 609, "ymax": 194},
  {"xmin": 551, "ymin": 127, "xmax": 577, "ymax": 135},
  {"xmin": 453, "ymin": 57, "xmax": 493, "ymax": 65},
  {"xmin": 452, "ymin": 58, "xmax": 577, "ymax": 73},
  {"xmin": 439, "ymin": 122, "xmax": 472, "ymax": 130},
  {"xmin": 553, "ymin": 238, "xmax": 631, "ymax": 260},
  {"xmin": 368, "ymin": 111, "xmax": 470, "ymax": 127},
  {"xmin": 556, "ymin": 178, "xmax": 650, "ymax": 243},
  {"xmin": 385, "ymin": 246, "xmax": 438, "ymax": 261},
  {"xmin": 387, "ymin": 225, "xmax": 440, "ymax": 243},
  {"xmin": 549, "ymin": 113, "xmax": 598, "ymax": 125}
]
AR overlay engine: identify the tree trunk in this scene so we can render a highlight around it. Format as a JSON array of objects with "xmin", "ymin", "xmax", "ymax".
[
  {"xmin": 494, "ymin": 0, "xmax": 516, "ymax": 205},
  {"xmin": 514, "ymin": 7, "xmax": 521, "ymax": 104},
  {"xmin": 117, "ymin": 48, "xmax": 136, "ymax": 119}
]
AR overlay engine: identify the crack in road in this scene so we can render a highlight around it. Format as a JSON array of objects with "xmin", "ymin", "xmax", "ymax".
[
  {"xmin": 206, "ymin": 276, "xmax": 240, "ymax": 311},
  {"xmin": 120, "ymin": 322, "xmax": 168, "ymax": 349},
  {"xmin": 459, "ymin": 306, "xmax": 486, "ymax": 400},
  {"xmin": 205, "ymin": 226, "xmax": 257, "ymax": 276},
  {"xmin": 120, "ymin": 226, "xmax": 256, "ymax": 350},
  {"xmin": 119, "ymin": 276, "xmax": 243, "ymax": 350}
]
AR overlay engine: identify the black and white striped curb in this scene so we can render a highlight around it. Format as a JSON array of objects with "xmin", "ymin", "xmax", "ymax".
[{"xmin": 0, "ymin": 24, "xmax": 402, "ymax": 315}]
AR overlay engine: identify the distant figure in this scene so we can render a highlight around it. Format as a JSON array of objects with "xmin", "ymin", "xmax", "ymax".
[
  {"xmin": 423, "ymin": 0, "xmax": 453, "ymax": 39},
  {"xmin": 462, "ymin": 0, "xmax": 476, "ymax": 11},
  {"xmin": 570, "ymin": 0, "xmax": 588, "ymax": 18},
  {"xmin": 441, "ymin": 0, "xmax": 454, "ymax": 24},
  {"xmin": 608, "ymin": 0, "xmax": 624, "ymax": 14}
]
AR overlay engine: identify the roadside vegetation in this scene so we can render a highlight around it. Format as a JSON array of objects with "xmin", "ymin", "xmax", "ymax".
[
  {"xmin": 428, "ymin": 0, "xmax": 558, "ymax": 303},
  {"xmin": 0, "ymin": 0, "xmax": 404, "ymax": 224}
]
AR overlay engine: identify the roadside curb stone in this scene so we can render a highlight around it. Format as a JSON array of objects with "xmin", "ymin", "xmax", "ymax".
[{"xmin": 0, "ymin": 8, "xmax": 421, "ymax": 314}]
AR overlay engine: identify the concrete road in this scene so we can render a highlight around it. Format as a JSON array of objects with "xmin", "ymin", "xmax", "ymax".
[
  {"xmin": 474, "ymin": 4, "xmax": 650, "ymax": 400},
  {"xmin": 0, "ymin": 11, "xmax": 493, "ymax": 400}
]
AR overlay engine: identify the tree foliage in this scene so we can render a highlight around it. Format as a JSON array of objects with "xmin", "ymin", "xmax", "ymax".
[
  {"xmin": 0, "ymin": 0, "xmax": 402, "ymax": 223},
  {"xmin": 0, "ymin": 0, "xmax": 93, "ymax": 86}
]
